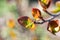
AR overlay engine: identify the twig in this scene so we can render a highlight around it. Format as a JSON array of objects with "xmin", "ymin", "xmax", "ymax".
[{"xmin": 34, "ymin": 12, "xmax": 60, "ymax": 24}]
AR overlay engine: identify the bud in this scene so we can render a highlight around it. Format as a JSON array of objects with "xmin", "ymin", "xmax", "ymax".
[
  {"xmin": 18, "ymin": 16, "xmax": 36, "ymax": 31},
  {"xmin": 47, "ymin": 20, "xmax": 60, "ymax": 35},
  {"xmin": 32, "ymin": 8, "xmax": 41, "ymax": 20},
  {"xmin": 38, "ymin": 0, "xmax": 51, "ymax": 9}
]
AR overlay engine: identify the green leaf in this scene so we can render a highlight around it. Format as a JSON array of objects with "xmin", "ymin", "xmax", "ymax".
[{"xmin": 51, "ymin": 7, "xmax": 60, "ymax": 13}]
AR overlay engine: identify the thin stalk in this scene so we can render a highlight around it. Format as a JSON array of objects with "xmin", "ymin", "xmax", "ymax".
[{"xmin": 34, "ymin": 13, "xmax": 60, "ymax": 24}]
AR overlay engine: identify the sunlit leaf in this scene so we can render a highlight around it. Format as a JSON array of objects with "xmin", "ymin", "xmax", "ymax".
[
  {"xmin": 51, "ymin": 1, "xmax": 60, "ymax": 13},
  {"xmin": 51, "ymin": 7, "xmax": 60, "ymax": 13},
  {"xmin": 47, "ymin": 20, "xmax": 60, "ymax": 35},
  {"xmin": 18, "ymin": 16, "xmax": 36, "ymax": 31},
  {"xmin": 38, "ymin": 0, "xmax": 51, "ymax": 9},
  {"xmin": 32, "ymin": 8, "xmax": 41, "ymax": 20}
]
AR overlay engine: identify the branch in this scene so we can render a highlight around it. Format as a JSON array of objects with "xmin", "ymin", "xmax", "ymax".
[{"xmin": 34, "ymin": 12, "xmax": 60, "ymax": 24}]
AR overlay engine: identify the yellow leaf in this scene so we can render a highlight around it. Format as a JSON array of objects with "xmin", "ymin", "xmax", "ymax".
[
  {"xmin": 10, "ymin": 31, "xmax": 16, "ymax": 39},
  {"xmin": 7, "ymin": 19, "xmax": 15, "ymax": 28}
]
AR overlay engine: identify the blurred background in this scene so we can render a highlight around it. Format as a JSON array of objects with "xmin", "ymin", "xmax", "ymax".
[{"xmin": 0, "ymin": 0, "xmax": 60, "ymax": 40}]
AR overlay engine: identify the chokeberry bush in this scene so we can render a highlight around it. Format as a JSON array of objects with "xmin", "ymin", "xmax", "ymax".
[
  {"xmin": 0, "ymin": 0, "xmax": 60, "ymax": 40},
  {"xmin": 18, "ymin": 0, "xmax": 60, "ymax": 35}
]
